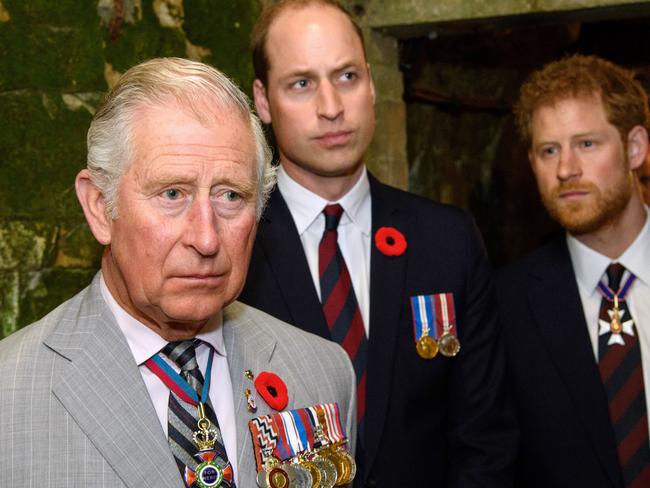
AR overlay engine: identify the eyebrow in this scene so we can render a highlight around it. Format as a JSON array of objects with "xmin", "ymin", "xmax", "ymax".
[
  {"xmin": 282, "ymin": 61, "xmax": 362, "ymax": 80},
  {"xmin": 140, "ymin": 176, "xmax": 257, "ymax": 197},
  {"xmin": 534, "ymin": 130, "xmax": 604, "ymax": 146}
]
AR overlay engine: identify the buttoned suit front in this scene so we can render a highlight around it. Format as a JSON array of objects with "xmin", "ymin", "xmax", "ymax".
[
  {"xmin": 495, "ymin": 237, "xmax": 623, "ymax": 487},
  {"xmin": 0, "ymin": 273, "xmax": 356, "ymax": 487},
  {"xmin": 239, "ymin": 174, "xmax": 516, "ymax": 488}
]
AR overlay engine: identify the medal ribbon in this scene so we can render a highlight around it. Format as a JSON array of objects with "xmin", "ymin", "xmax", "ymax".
[
  {"xmin": 270, "ymin": 412, "xmax": 293, "ymax": 461},
  {"xmin": 280, "ymin": 411, "xmax": 302, "ymax": 456},
  {"xmin": 144, "ymin": 347, "xmax": 214, "ymax": 406},
  {"xmin": 435, "ymin": 293, "xmax": 457, "ymax": 337},
  {"xmin": 596, "ymin": 272, "xmax": 637, "ymax": 302},
  {"xmin": 322, "ymin": 403, "xmax": 345, "ymax": 443},
  {"xmin": 296, "ymin": 408, "xmax": 317, "ymax": 450},
  {"xmin": 410, "ymin": 295, "xmax": 438, "ymax": 343},
  {"xmin": 249, "ymin": 416, "xmax": 279, "ymax": 472},
  {"xmin": 288, "ymin": 409, "xmax": 312, "ymax": 454}
]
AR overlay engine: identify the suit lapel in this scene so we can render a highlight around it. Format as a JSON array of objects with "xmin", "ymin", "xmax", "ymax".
[
  {"xmin": 223, "ymin": 303, "xmax": 276, "ymax": 488},
  {"xmin": 527, "ymin": 239, "xmax": 621, "ymax": 487},
  {"xmin": 45, "ymin": 278, "xmax": 180, "ymax": 488},
  {"xmin": 364, "ymin": 176, "xmax": 409, "ymax": 469},
  {"xmin": 257, "ymin": 189, "xmax": 330, "ymax": 338},
  {"xmin": 224, "ymin": 303, "xmax": 318, "ymax": 487}
]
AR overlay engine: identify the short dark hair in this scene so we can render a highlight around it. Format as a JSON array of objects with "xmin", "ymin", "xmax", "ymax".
[
  {"xmin": 251, "ymin": 0, "xmax": 366, "ymax": 86},
  {"xmin": 515, "ymin": 54, "xmax": 650, "ymax": 147}
]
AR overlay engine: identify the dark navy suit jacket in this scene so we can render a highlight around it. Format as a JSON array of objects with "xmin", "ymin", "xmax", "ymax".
[
  {"xmin": 496, "ymin": 237, "xmax": 623, "ymax": 488},
  {"xmin": 240, "ymin": 174, "xmax": 516, "ymax": 487}
]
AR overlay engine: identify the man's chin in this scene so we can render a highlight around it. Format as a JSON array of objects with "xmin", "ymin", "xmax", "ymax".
[
  {"xmin": 549, "ymin": 205, "xmax": 612, "ymax": 235},
  {"xmin": 159, "ymin": 298, "xmax": 228, "ymax": 327}
]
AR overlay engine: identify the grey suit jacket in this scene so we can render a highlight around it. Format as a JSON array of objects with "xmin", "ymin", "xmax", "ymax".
[{"xmin": 0, "ymin": 273, "xmax": 356, "ymax": 487}]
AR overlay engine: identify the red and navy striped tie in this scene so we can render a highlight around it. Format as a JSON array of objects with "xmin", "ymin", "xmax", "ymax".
[
  {"xmin": 598, "ymin": 263, "xmax": 650, "ymax": 487},
  {"xmin": 318, "ymin": 204, "xmax": 367, "ymax": 426}
]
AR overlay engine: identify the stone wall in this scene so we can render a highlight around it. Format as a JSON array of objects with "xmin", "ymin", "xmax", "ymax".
[{"xmin": 0, "ymin": 0, "xmax": 261, "ymax": 338}]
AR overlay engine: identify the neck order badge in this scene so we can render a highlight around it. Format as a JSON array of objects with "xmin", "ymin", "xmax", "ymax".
[
  {"xmin": 146, "ymin": 345, "xmax": 235, "ymax": 488},
  {"xmin": 597, "ymin": 269, "xmax": 637, "ymax": 346}
]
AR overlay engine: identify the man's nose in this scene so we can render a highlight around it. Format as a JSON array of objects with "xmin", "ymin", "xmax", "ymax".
[
  {"xmin": 316, "ymin": 81, "xmax": 344, "ymax": 120},
  {"xmin": 557, "ymin": 148, "xmax": 582, "ymax": 181},
  {"xmin": 185, "ymin": 198, "xmax": 220, "ymax": 256}
]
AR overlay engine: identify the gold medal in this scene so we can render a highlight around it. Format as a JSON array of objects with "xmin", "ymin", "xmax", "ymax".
[
  {"xmin": 438, "ymin": 332, "xmax": 461, "ymax": 357},
  {"xmin": 416, "ymin": 335, "xmax": 438, "ymax": 359},
  {"xmin": 610, "ymin": 295, "xmax": 622, "ymax": 334},
  {"xmin": 268, "ymin": 467, "xmax": 290, "ymax": 488},
  {"xmin": 258, "ymin": 458, "xmax": 291, "ymax": 488},
  {"xmin": 324, "ymin": 449, "xmax": 356, "ymax": 486},
  {"xmin": 311, "ymin": 455, "xmax": 336, "ymax": 488},
  {"xmin": 299, "ymin": 458, "xmax": 322, "ymax": 488}
]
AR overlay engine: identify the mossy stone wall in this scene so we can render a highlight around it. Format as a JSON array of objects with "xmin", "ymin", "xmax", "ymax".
[{"xmin": 0, "ymin": 0, "xmax": 261, "ymax": 338}]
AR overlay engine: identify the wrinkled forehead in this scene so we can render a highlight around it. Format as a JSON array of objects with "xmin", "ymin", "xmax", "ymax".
[{"xmin": 122, "ymin": 98, "xmax": 256, "ymax": 174}]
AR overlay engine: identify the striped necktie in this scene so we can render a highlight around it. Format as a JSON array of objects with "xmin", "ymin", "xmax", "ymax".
[
  {"xmin": 318, "ymin": 204, "xmax": 368, "ymax": 426},
  {"xmin": 162, "ymin": 340, "xmax": 234, "ymax": 487},
  {"xmin": 597, "ymin": 263, "xmax": 650, "ymax": 486}
]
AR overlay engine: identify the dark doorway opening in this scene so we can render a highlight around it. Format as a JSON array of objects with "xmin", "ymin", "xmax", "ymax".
[{"xmin": 397, "ymin": 5, "xmax": 650, "ymax": 266}]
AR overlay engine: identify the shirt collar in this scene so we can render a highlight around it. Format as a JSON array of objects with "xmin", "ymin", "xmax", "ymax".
[
  {"xmin": 618, "ymin": 206, "xmax": 650, "ymax": 287},
  {"xmin": 276, "ymin": 165, "xmax": 371, "ymax": 236},
  {"xmin": 99, "ymin": 273, "xmax": 226, "ymax": 365},
  {"xmin": 566, "ymin": 206, "xmax": 650, "ymax": 294}
]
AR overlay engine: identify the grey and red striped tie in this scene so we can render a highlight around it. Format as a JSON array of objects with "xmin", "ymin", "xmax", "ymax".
[
  {"xmin": 163, "ymin": 340, "xmax": 234, "ymax": 487},
  {"xmin": 598, "ymin": 263, "xmax": 650, "ymax": 487},
  {"xmin": 318, "ymin": 204, "xmax": 368, "ymax": 426}
]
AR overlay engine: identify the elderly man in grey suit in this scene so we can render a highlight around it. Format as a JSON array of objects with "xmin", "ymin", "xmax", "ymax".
[{"xmin": 0, "ymin": 58, "xmax": 356, "ymax": 488}]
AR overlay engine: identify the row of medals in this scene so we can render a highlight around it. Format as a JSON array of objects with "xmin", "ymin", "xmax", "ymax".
[
  {"xmin": 257, "ymin": 443, "xmax": 356, "ymax": 488},
  {"xmin": 417, "ymin": 331, "xmax": 461, "ymax": 359}
]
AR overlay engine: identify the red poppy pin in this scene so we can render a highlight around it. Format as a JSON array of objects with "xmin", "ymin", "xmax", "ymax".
[
  {"xmin": 375, "ymin": 226, "xmax": 407, "ymax": 256},
  {"xmin": 254, "ymin": 371, "xmax": 289, "ymax": 411}
]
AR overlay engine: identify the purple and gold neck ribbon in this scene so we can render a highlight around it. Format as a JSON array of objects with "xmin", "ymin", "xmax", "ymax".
[{"xmin": 597, "ymin": 272, "xmax": 637, "ymax": 302}]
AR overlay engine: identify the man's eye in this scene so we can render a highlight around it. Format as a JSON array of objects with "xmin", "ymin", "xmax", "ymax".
[
  {"xmin": 163, "ymin": 188, "xmax": 181, "ymax": 200},
  {"xmin": 541, "ymin": 147, "xmax": 557, "ymax": 156},
  {"xmin": 582, "ymin": 140, "xmax": 594, "ymax": 148},
  {"xmin": 292, "ymin": 79, "xmax": 309, "ymax": 89},
  {"xmin": 225, "ymin": 190, "xmax": 240, "ymax": 202},
  {"xmin": 341, "ymin": 71, "xmax": 356, "ymax": 81}
]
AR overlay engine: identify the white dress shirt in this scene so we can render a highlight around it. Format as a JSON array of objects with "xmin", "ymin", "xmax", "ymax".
[
  {"xmin": 568, "ymin": 207, "xmax": 650, "ymax": 435},
  {"xmin": 276, "ymin": 165, "xmax": 372, "ymax": 336},
  {"xmin": 99, "ymin": 275, "xmax": 238, "ymax": 482}
]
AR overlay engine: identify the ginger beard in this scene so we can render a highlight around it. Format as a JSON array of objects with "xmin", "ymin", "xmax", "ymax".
[{"xmin": 539, "ymin": 145, "xmax": 635, "ymax": 235}]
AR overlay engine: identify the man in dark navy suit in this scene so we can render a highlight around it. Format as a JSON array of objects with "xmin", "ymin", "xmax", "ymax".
[
  {"xmin": 497, "ymin": 55, "xmax": 650, "ymax": 488},
  {"xmin": 240, "ymin": 1, "xmax": 516, "ymax": 486}
]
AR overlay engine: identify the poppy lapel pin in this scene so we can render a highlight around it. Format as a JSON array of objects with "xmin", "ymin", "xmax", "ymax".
[{"xmin": 375, "ymin": 226, "xmax": 407, "ymax": 256}]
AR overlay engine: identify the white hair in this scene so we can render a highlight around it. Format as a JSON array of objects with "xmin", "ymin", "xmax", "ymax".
[{"xmin": 86, "ymin": 57, "xmax": 275, "ymax": 219}]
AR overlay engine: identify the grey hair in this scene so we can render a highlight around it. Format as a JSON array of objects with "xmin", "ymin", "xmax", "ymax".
[{"xmin": 87, "ymin": 57, "xmax": 276, "ymax": 219}]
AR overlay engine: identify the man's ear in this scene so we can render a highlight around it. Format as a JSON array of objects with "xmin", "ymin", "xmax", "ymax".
[
  {"xmin": 627, "ymin": 125, "xmax": 649, "ymax": 170},
  {"xmin": 367, "ymin": 63, "xmax": 376, "ymax": 104},
  {"xmin": 253, "ymin": 79, "xmax": 272, "ymax": 124},
  {"xmin": 75, "ymin": 169, "xmax": 112, "ymax": 245}
]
